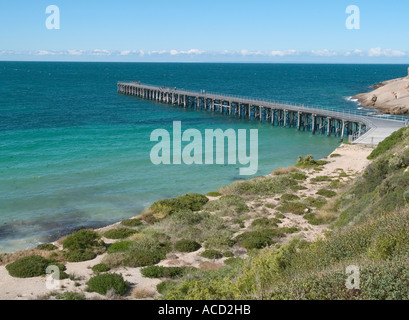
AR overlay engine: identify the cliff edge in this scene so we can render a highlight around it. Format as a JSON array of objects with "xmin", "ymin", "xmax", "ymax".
[{"xmin": 352, "ymin": 67, "xmax": 409, "ymax": 115}]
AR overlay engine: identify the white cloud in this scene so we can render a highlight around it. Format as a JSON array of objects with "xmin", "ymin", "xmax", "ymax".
[
  {"xmin": 368, "ymin": 47, "xmax": 406, "ymax": 57},
  {"xmin": 169, "ymin": 49, "xmax": 205, "ymax": 55},
  {"xmin": 68, "ymin": 49, "xmax": 83, "ymax": 56},
  {"xmin": 120, "ymin": 50, "xmax": 131, "ymax": 56},
  {"xmin": 89, "ymin": 49, "xmax": 111, "ymax": 56},
  {"xmin": 311, "ymin": 49, "xmax": 338, "ymax": 57}
]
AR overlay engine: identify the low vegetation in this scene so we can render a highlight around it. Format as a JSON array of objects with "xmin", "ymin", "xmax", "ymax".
[
  {"xmin": 86, "ymin": 273, "xmax": 129, "ymax": 296},
  {"xmin": 157, "ymin": 129, "xmax": 409, "ymax": 300},
  {"xmin": 104, "ymin": 227, "xmax": 137, "ymax": 240},
  {"xmin": 62, "ymin": 229, "xmax": 105, "ymax": 262}
]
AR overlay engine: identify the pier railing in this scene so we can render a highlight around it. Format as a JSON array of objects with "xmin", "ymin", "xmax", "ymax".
[
  {"xmin": 120, "ymin": 81, "xmax": 407, "ymax": 123},
  {"xmin": 117, "ymin": 81, "xmax": 406, "ymax": 144}
]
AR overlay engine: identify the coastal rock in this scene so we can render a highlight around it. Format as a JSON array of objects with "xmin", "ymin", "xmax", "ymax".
[{"xmin": 353, "ymin": 68, "xmax": 409, "ymax": 115}]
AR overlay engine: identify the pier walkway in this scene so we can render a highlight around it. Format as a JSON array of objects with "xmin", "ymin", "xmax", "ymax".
[{"xmin": 118, "ymin": 82, "xmax": 406, "ymax": 145}]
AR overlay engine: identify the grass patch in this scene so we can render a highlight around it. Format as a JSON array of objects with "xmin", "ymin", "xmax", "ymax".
[
  {"xmin": 36, "ymin": 244, "xmax": 58, "ymax": 251},
  {"xmin": 200, "ymin": 250, "xmax": 223, "ymax": 259},
  {"xmin": 174, "ymin": 239, "xmax": 201, "ymax": 253},
  {"xmin": 107, "ymin": 241, "xmax": 133, "ymax": 254},
  {"xmin": 104, "ymin": 228, "xmax": 137, "ymax": 240},
  {"xmin": 304, "ymin": 213, "xmax": 326, "ymax": 225},
  {"xmin": 296, "ymin": 155, "xmax": 328, "ymax": 168},
  {"xmin": 235, "ymin": 229, "xmax": 283, "ymax": 250},
  {"xmin": 368, "ymin": 127, "xmax": 409, "ymax": 160},
  {"xmin": 304, "ymin": 197, "xmax": 328, "ymax": 209},
  {"xmin": 62, "ymin": 229, "xmax": 105, "ymax": 262},
  {"xmin": 121, "ymin": 219, "xmax": 143, "ymax": 227},
  {"xmin": 290, "ymin": 185, "xmax": 308, "ymax": 191},
  {"xmin": 141, "ymin": 266, "xmax": 188, "ymax": 279},
  {"xmin": 204, "ymin": 195, "xmax": 249, "ymax": 216},
  {"xmin": 280, "ymin": 226, "xmax": 300, "ymax": 234},
  {"xmin": 220, "ymin": 175, "xmax": 298, "ymax": 199},
  {"xmin": 277, "ymin": 201, "xmax": 308, "ymax": 215},
  {"xmin": 6, "ymin": 256, "xmax": 53, "ymax": 278},
  {"xmin": 55, "ymin": 292, "xmax": 86, "ymax": 300},
  {"xmin": 157, "ymin": 281, "xmax": 178, "ymax": 295},
  {"xmin": 281, "ymin": 193, "xmax": 300, "ymax": 202},
  {"xmin": 289, "ymin": 172, "xmax": 308, "ymax": 181},
  {"xmin": 271, "ymin": 166, "xmax": 298, "ymax": 176},
  {"xmin": 141, "ymin": 193, "xmax": 209, "ymax": 223},
  {"xmin": 92, "ymin": 263, "xmax": 110, "ymax": 273},
  {"xmin": 317, "ymin": 189, "xmax": 337, "ymax": 198},
  {"xmin": 310, "ymin": 176, "xmax": 332, "ymax": 183},
  {"xmin": 251, "ymin": 217, "xmax": 279, "ymax": 229},
  {"xmin": 206, "ymin": 191, "xmax": 222, "ymax": 197},
  {"xmin": 330, "ymin": 153, "xmax": 342, "ymax": 158}
]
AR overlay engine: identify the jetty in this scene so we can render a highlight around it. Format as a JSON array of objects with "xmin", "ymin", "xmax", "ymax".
[{"xmin": 117, "ymin": 82, "xmax": 407, "ymax": 145}]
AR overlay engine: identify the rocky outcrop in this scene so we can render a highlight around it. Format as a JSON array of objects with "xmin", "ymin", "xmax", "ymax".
[{"xmin": 352, "ymin": 68, "xmax": 409, "ymax": 115}]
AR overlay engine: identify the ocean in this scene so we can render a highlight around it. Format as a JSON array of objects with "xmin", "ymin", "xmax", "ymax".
[{"xmin": 0, "ymin": 62, "xmax": 407, "ymax": 253}]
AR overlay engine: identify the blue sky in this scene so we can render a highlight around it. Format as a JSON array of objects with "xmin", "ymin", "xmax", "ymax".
[{"xmin": 1, "ymin": 0, "xmax": 408, "ymax": 62}]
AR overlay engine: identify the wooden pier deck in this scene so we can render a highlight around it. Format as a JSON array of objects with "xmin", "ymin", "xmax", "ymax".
[{"xmin": 117, "ymin": 82, "xmax": 406, "ymax": 144}]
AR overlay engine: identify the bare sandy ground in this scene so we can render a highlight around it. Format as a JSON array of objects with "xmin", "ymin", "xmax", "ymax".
[{"xmin": 0, "ymin": 143, "xmax": 373, "ymax": 300}]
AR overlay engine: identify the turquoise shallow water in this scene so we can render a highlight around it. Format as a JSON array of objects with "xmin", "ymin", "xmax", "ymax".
[{"xmin": 0, "ymin": 62, "xmax": 407, "ymax": 253}]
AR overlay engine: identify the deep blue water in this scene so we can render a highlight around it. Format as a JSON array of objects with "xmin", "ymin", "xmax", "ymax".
[{"xmin": 0, "ymin": 62, "xmax": 407, "ymax": 252}]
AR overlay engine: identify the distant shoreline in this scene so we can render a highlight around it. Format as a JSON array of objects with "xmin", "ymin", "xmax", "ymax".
[{"xmin": 352, "ymin": 67, "xmax": 409, "ymax": 115}]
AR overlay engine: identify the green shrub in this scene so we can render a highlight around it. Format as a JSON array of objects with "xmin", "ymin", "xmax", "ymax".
[
  {"xmin": 61, "ymin": 229, "xmax": 105, "ymax": 262},
  {"xmin": 120, "ymin": 237, "xmax": 170, "ymax": 268},
  {"xmin": 368, "ymin": 127, "xmax": 409, "ymax": 160},
  {"xmin": 280, "ymin": 226, "xmax": 300, "ymax": 234},
  {"xmin": 291, "ymin": 185, "xmax": 308, "ymax": 191},
  {"xmin": 204, "ymin": 195, "xmax": 249, "ymax": 216},
  {"xmin": 330, "ymin": 153, "xmax": 342, "ymax": 158},
  {"xmin": 296, "ymin": 155, "xmax": 328, "ymax": 168},
  {"xmin": 104, "ymin": 228, "xmax": 137, "ymax": 240},
  {"xmin": 62, "ymin": 229, "xmax": 103, "ymax": 251},
  {"xmin": 235, "ymin": 229, "xmax": 282, "ymax": 250},
  {"xmin": 316, "ymin": 189, "xmax": 337, "ymax": 198},
  {"xmin": 251, "ymin": 217, "xmax": 279, "ymax": 228},
  {"xmin": 142, "ymin": 193, "xmax": 209, "ymax": 222},
  {"xmin": 92, "ymin": 263, "xmax": 110, "ymax": 273},
  {"xmin": 224, "ymin": 257, "xmax": 243, "ymax": 266},
  {"xmin": 64, "ymin": 249, "xmax": 97, "ymax": 263},
  {"xmin": 206, "ymin": 191, "xmax": 222, "ymax": 197},
  {"xmin": 304, "ymin": 197, "xmax": 327, "ymax": 209},
  {"xmin": 403, "ymin": 188, "xmax": 409, "ymax": 204},
  {"xmin": 277, "ymin": 201, "xmax": 308, "ymax": 215},
  {"xmin": 311, "ymin": 176, "xmax": 332, "ymax": 183},
  {"xmin": 200, "ymin": 250, "xmax": 223, "ymax": 259},
  {"xmin": 290, "ymin": 171, "xmax": 308, "ymax": 181},
  {"xmin": 281, "ymin": 193, "xmax": 300, "ymax": 201},
  {"xmin": 6, "ymin": 255, "xmax": 51, "ymax": 278},
  {"xmin": 121, "ymin": 219, "xmax": 143, "ymax": 227},
  {"xmin": 221, "ymin": 175, "xmax": 298, "ymax": 198},
  {"xmin": 174, "ymin": 239, "xmax": 201, "ymax": 253},
  {"xmin": 107, "ymin": 241, "xmax": 133, "ymax": 254},
  {"xmin": 223, "ymin": 251, "xmax": 234, "ymax": 258},
  {"xmin": 55, "ymin": 292, "xmax": 86, "ymax": 300},
  {"xmin": 204, "ymin": 233, "xmax": 235, "ymax": 250},
  {"xmin": 86, "ymin": 273, "xmax": 129, "ymax": 296},
  {"xmin": 36, "ymin": 244, "xmax": 58, "ymax": 251},
  {"xmin": 141, "ymin": 266, "xmax": 187, "ymax": 279},
  {"xmin": 157, "ymin": 281, "xmax": 178, "ymax": 295},
  {"xmin": 123, "ymin": 249, "xmax": 162, "ymax": 267},
  {"xmin": 304, "ymin": 213, "xmax": 326, "ymax": 226}
]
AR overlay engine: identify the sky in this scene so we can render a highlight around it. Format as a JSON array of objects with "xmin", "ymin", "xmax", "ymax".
[{"xmin": 0, "ymin": 0, "xmax": 409, "ymax": 63}]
